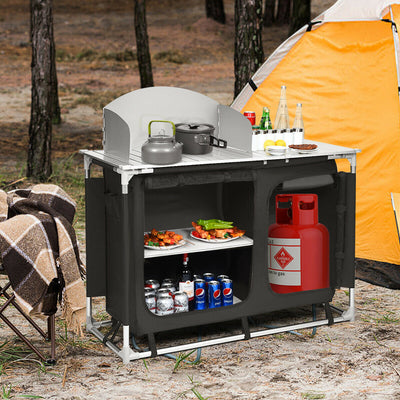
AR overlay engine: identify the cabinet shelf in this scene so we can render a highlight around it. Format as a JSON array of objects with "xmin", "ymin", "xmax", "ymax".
[{"xmin": 144, "ymin": 228, "xmax": 253, "ymax": 259}]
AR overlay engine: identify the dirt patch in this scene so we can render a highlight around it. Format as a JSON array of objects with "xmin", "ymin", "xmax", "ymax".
[{"xmin": 1, "ymin": 278, "xmax": 400, "ymax": 399}]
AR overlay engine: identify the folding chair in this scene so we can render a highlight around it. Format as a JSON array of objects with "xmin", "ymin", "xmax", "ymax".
[{"xmin": 0, "ymin": 266, "xmax": 56, "ymax": 364}]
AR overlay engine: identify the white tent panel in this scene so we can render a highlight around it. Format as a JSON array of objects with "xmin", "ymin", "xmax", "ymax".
[{"xmin": 321, "ymin": 0, "xmax": 400, "ymax": 22}]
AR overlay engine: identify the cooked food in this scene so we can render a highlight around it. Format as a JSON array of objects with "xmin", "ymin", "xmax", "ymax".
[
  {"xmin": 196, "ymin": 219, "xmax": 233, "ymax": 230},
  {"xmin": 144, "ymin": 229, "xmax": 183, "ymax": 247},
  {"xmin": 289, "ymin": 144, "xmax": 317, "ymax": 150},
  {"xmin": 191, "ymin": 220, "xmax": 245, "ymax": 240}
]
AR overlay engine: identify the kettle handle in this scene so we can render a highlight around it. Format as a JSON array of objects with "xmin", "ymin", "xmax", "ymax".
[{"xmin": 148, "ymin": 120, "xmax": 176, "ymax": 137}]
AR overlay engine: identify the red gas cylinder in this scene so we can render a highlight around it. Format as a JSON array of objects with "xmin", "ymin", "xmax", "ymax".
[{"xmin": 268, "ymin": 194, "xmax": 329, "ymax": 293}]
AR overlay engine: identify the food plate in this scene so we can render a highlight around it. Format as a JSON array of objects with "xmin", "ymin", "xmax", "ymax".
[
  {"xmin": 291, "ymin": 148, "xmax": 318, "ymax": 154},
  {"xmin": 267, "ymin": 146, "xmax": 287, "ymax": 156},
  {"xmin": 288, "ymin": 144, "xmax": 318, "ymax": 154},
  {"xmin": 190, "ymin": 232, "xmax": 240, "ymax": 243},
  {"xmin": 145, "ymin": 240, "xmax": 186, "ymax": 250}
]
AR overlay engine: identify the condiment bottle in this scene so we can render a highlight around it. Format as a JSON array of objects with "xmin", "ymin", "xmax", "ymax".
[
  {"xmin": 260, "ymin": 107, "xmax": 273, "ymax": 130},
  {"xmin": 178, "ymin": 253, "xmax": 194, "ymax": 311},
  {"xmin": 276, "ymin": 114, "xmax": 292, "ymax": 145},
  {"xmin": 292, "ymin": 103, "xmax": 304, "ymax": 145},
  {"xmin": 274, "ymin": 85, "xmax": 290, "ymax": 130}
]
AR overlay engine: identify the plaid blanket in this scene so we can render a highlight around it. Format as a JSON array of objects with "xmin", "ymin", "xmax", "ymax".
[{"xmin": 0, "ymin": 184, "xmax": 86, "ymax": 335}]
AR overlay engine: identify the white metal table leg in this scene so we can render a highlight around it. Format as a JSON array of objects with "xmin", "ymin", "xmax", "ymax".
[
  {"xmin": 86, "ymin": 297, "xmax": 93, "ymax": 330},
  {"xmin": 342, "ymin": 287, "xmax": 355, "ymax": 322},
  {"xmin": 86, "ymin": 288, "xmax": 356, "ymax": 363},
  {"xmin": 120, "ymin": 325, "xmax": 132, "ymax": 364}
]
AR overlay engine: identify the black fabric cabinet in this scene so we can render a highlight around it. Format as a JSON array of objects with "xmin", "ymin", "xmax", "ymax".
[{"xmin": 85, "ymin": 156, "xmax": 355, "ymax": 337}]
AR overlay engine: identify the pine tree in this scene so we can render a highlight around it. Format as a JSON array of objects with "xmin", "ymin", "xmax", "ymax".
[
  {"xmin": 263, "ymin": 0, "xmax": 275, "ymax": 27},
  {"xmin": 28, "ymin": 0, "xmax": 57, "ymax": 181},
  {"xmin": 206, "ymin": 0, "xmax": 226, "ymax": 24},
  {"xmin": 234, "ymin": 0, "xmax": 264, "ymax": 98},
  {"xmin": 276, "ymin": 0, "xmax": 291, "ymax": 25},
  {"xmin": 134, "ymin": 0, "xmax": 154, "ymax": 88},
  {"xmin": 289, "ymin": 0, "xmax": 310, "ymax": 36}
]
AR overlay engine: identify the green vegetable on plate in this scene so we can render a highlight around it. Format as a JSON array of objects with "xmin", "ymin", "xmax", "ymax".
[{"xmin": 196, "ymin": 219, "xmax": 234, "ymax": 230}]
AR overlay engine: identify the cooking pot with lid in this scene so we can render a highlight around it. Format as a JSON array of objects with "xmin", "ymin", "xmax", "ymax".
[
  {"xmin": 175, "ymin": 123, "xmax": 227, "ymax": 155},
  {"xmin": 141, "ymin": 120, "xmax": 183, "ymax": 165}
]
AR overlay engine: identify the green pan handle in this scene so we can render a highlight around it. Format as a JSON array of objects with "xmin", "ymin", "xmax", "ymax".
[{"xmin": 148, "ymin": 120, "xmax": 176, "ymax": 136}]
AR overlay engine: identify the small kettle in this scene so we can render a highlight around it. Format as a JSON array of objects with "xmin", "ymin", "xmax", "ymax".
[{"xmin": 141, "ymin": 120, "xmax": 183, "ymax": 165}]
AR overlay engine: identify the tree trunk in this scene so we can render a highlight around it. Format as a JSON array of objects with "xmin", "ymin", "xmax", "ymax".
[
  {"xmin": 206, "ymin": 0, "xmax": 226, "ymax": 24},
  {"xmin": 28, "ymin": 0, "xmax": 55, "ymax": 181},
  {"xmin": 234, "ymin": 0, "xmax": 264, "ymax": 98},
  {"xmin": 276, "ymin": 0, "xmax": 291, "ymax": 25},
  {"xmin": 51, "ymin": 46, "xmax": 61, "ymax": 124},
  {"xmin": 289, "ymin": 0, "xmax": 310, "ymax": 36},
  {"xmin": 134, "ymin": 0, "xmax": 154, "ymax": 88},
  {"xmin": 263, "ymin": 0, "xmax": 275, "ymax": 27}
]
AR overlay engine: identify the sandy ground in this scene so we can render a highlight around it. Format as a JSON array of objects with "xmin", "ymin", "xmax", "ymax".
[
  {"xmin": 1, "ymin": 276, "xmax": 400, "ymax": 400},
  {"xmin": 2, "ymin": 0, "xmax": 400, "ymax": 399}
]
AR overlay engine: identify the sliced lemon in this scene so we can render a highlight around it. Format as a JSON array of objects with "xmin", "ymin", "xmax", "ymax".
[
  {"xmin": 275, "ymin": 139, "xmax": 286, "ymax": 147},
  {"xmin": 263, "ymin": 139, "xmax": 275, "ymax": 149}
]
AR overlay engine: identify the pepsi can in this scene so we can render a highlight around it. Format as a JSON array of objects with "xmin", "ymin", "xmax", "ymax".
[
  {"xmin": 193, "ymin": 274, "xmax": 202, "ymax": 281},
  {"xmin": 221, "ymin": 278, "xmax": 233, "ymax": 306},
  {"xmin": 217, "ymin": 274, "xmax": 229, "ymax": 282},
  {"xmin": 203, "ymin": 273, "xmax": 215, "ymax": 283},
  {"xmin": 207, "ymin": 280, "xmax": 221, "ymax": 308},
  {"xmin": 194, "ymin": 279, "xmax": 207, "ymax": 310},
  {"xmin": 145, "ymin": 279, "xmax": 160, "ymax": 290}
]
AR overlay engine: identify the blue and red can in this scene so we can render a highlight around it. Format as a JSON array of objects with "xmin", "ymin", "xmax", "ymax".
[
  {"xmin": 221, "ymin": 278, "xmax": 233, "ymax": 306},
  {"xmin": 207, "ymin": 280, "xmax": 221, "ymax": 308},
  {"xmin": 217, "ymin": 274, "xmax": 229, "ymax": 283},
  {"xmin": 203, "ymin": 272, "xmax": 215, "ymax": 284},
  {"xmin": 194, "ymin": 279, "xmax": 207, "ymax": 310}
]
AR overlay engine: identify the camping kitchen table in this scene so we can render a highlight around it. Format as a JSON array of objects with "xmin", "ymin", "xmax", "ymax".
[{"xmin": 81, "ymin": 87, "xmax": 359, "ymax": 363}]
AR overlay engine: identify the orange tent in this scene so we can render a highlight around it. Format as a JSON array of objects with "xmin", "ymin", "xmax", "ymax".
[{"xmin": 232, "ymin": 0, "xmax": 400, "ymax": 266}]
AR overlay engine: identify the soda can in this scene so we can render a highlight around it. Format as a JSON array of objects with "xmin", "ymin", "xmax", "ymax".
[
  {"xmin": 207, "ymin": 280, "xmax": 221, "ymax": 308},
  {"xmin": 156, "ymin": 292, "xmax": 174, "ymax": 316},
  {"xmin": 174, "ymin": 291, "xmax": 189, "ymax": 313},
  {"xmin": 194, "ymin": 279, "xmax": 207, "ymax": 310},
  {"xmin": 244, "ymin": 111, "xmax": 256, "ymax": 126},
  {"xmin": 144, "ymin": 287, "xmax": 156, "ymax": 296},
  {"xmin": 162, "ymin": 278, "xmax": 175, "ymax": 286},
  {"xmin": 145, "ymin": 292, "xmax": 156, "ymax": 314},
  {"xmin": 203, "ymin": 273, "xmax": 215, "ymax": 284},
  {"xmin": 145, "ymin": 279, "xmax": 160, "ymax": 290},
  {"xmin": 161, "ymin": 282, "xmax": 176, "ymax": 294},
  {"xmin": 217, "ymin": 274, "xmax": 229, "ymax": 282},
  {"xmin": 193, "ymin": 274, "xmax": 202, "ymax": 281},
  {"xmin": 221, "ymin": 278, "xmax": 233, "ymax": 306},
  {"xmin": 156, "ymin": 288, "xmax": 171, "ymax": 298}
]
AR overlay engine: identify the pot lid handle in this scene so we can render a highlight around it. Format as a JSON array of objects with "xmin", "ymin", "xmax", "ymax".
[{"xmin": 148, "ymin": 120, "xmax": 176, "ymax": 137}]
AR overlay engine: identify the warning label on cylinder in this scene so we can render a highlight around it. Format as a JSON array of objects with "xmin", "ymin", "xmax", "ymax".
[{"xmin": 268, "ymin": 237, "xmax": 301, "ymax": 286}]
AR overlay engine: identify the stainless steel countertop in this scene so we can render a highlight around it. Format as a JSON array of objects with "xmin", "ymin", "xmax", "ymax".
[{"xmin": 81, "ymin": 139, "xmax": 360, "ymax": 174}]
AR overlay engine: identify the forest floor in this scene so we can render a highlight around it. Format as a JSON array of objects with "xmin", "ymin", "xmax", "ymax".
[{"xmin": 1, "ymin": 0, "xmax": 400, "ymax": 399}]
